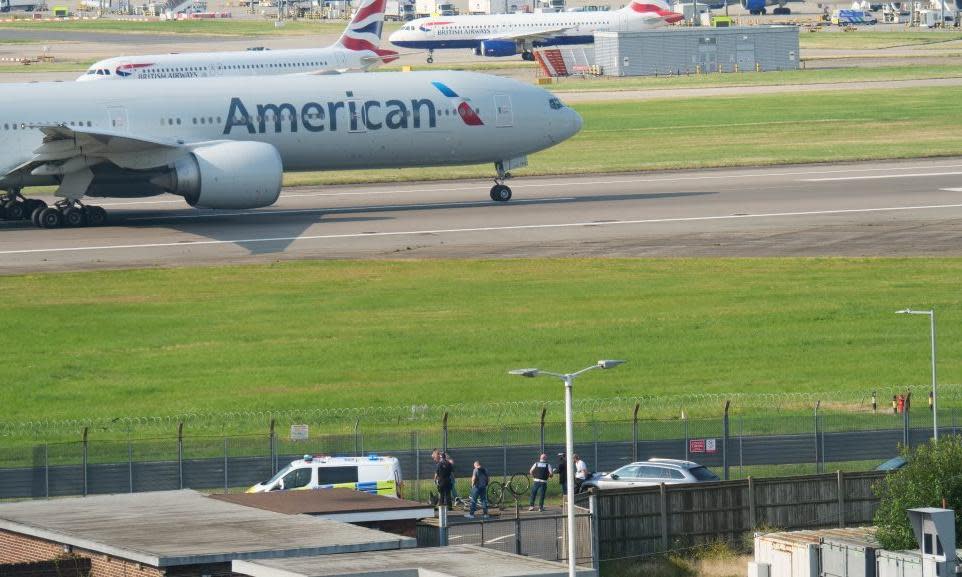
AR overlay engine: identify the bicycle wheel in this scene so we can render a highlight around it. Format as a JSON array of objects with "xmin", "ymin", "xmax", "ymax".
[
  {"xmin": 487, "ymin": 481, "xmax": 504, "ymax": 508},
  {"xmin": 509, "ymin": 473, "xmax": 530, "ymax": 497}
]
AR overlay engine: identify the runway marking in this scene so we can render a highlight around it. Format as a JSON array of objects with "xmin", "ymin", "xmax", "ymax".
[
  {"xmin": 942, "ymin": 188, "xmax": 962, "ymax": 192},
  {"xmin": 801, "ymin": 172, "xmax": 962, "ymax": 182},
  {"xmin": 4, "ymin": 202, "xmax": 962, "ymax": 257},
  {"xmin": 76, "ymin": 162, "xmax": 962, "ymax": 208},
  {"xmin": 124, "ymin": 197, "xmax": 579, "ymax": 222},
  {"xmin": 585, "ymin": 118, "xmax": 873, "ymax": 133}
]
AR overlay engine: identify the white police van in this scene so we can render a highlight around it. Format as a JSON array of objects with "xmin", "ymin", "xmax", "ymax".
[{"xmin": 247, "ymin": 454, "xmax": 403, "ymax": 497}]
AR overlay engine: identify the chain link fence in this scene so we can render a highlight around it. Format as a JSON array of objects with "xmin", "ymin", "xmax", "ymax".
[{"xmin": 0, "ymin": 399, "xmax": 953, "ymax": 500}]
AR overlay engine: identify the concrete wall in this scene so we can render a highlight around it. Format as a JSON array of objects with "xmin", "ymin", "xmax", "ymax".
[{"xmin": 594, "ymin": 26, "xmax": 799, "ymax": 76}]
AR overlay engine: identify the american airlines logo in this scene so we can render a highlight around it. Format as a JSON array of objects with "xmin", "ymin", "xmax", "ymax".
[
  {"xmin": 223, "ymin": 96, "xmax": 440, "ymax": 134},
  {"xmin": 223, "ymin": 82, "xmax": 483, "ymax": 134}
]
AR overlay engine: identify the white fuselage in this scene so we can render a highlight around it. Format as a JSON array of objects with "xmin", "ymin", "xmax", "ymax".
[
  {"xmin": 79, "ymin": 47, "xmax": 366, "ymax": 81},
  {"xmin": 0, "ymin": 71, "xmax": 581, "ymax": 191},
  {"xmin": 389, "ymin": 6, "xmax": 673, "ymax": 51}
]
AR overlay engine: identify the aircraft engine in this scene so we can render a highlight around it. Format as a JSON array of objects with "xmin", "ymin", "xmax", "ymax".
[
  {"xmin": 741, "ymin": 0, "xmax": 767, "ymax": 12},
  {"xmin": 160, "ymin": 141, "xmax": 283, "ymax": 209},
  {"xmin": 480, "ymin": 40, "xmax": 519, "ymax": 57}
]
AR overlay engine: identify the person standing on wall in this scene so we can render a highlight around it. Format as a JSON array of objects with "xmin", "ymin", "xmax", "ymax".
[
  {"xmin": 465, "ymin": 460, "xmax": 490, "ymax": 520},
  {"xmin": 557, "ymin": 453, "xmax": 567, "ymax": 500},
  {"xmin": 529, "ymin": 453, "xmax": 552, "ymax": 512},
  {"xmin": 573, "ymin": 453, "xmax": 589, "ymax": 493},
  {"xmin": 435, "ymin": 451, "xmax": 455, "ymax": 511}
]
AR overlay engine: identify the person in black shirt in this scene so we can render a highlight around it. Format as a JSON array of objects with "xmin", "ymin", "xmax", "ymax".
[
  {"xmin": 435, "ymin": 451, "xmax": 455, "ymax": 510},
  {"xmin": 465, "ymin": 460, "xmax": 490, "ymax": 519},
  {"xmin": 528, "ymin": 453, "xmax": 552, "ymax": 512},
  {"xmin": 557, "ymin": 453, "xmax": 567, "ymax": 500}
]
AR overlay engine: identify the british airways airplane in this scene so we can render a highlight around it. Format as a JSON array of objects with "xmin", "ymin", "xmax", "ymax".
[
  {"xmin": 389, "ymin": 0, "xmax": 682, "ymax": 62},
  {"xmin": 0, "ymin": 71, "xmax": 581, "ymax": 228},
  {"xmin": 78, "ymin": 0, "xmax": 397, "ymax": 81}
]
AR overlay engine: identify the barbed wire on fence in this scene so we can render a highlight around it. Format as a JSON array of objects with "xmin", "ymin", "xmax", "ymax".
[{"xmin": 3, "ymin": 384, "xmax": 960, "ymax": 440}]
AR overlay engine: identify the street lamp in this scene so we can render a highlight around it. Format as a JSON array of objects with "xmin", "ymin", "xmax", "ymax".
[
  {"xmin": 509, "ymin": 359, "xmax": 625, "ymax": 577},
  {"xmin": 896, "ymin": 308, "xmax": 937, "ymax": 441}
]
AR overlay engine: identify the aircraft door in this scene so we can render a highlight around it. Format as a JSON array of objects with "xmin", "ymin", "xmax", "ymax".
[
  {"xmin": 335, "ymin": 51, "xmax": 347, "ymax": 68},
  {"xmin": 106, "ymin": 105, "xmax": 129, "ymax": 133},
  {"xmin": 494, "ymin": 93, "xmax": 513, "ymax": 127}
]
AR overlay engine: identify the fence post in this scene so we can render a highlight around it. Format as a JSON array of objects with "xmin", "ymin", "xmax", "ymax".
[
  {"xmin": 593, "ymin": 421, "xmax": 599, "ymax": 474},
  {"xmin": 748, "ymin": 476, "xmax": 756, "ymax": 529},
  {"xmin": 540, "ymin": 407, "xmax": 547, "ymax": 455},
  {"xmin": 684, "ymin": 415, "xmax": 690, "ymax": 462},
  {"xmin": 127, "ymin": 437, "xmax": 133, "ymax": 493},
  {"xmin": 659, "ymin": 482, "xmax": 669, "ymax": 551},
  {"xmin": 902, "ymin": 394, "xmax": 910, "ymax": 447},
  {"xmin": 442, "ymin": 412, "xmax": 448, "ymax": 454},
  {"xmin": 354, "ymin": 417, "xmax": 360, "ymax": 456},
  {"xmin": 837, "ymin": 470, "xmax": 845, "ymax": 528},
  {"xmin": 44, "ymin": 443, "xmax": 49, "ymax": 499},
  {"xmin": 502, "ymin": 427, "xmax": 508, "ymax": 479},
  {"xmin": 223, "ymin": 437, "xmax": 229, "ymax": 494},
  {"xmin": 414, "ymin": 430, "xmax": 420, "ymax": 502},
  {"xmin": 632, "ymin": 403, "xmax": 639, "ymax": 462},
  {"xmin": 814, "ymin": 401, "xmax": 821, "ymax": 474},
  {"xmin": 269, "ymin": 418, "xmax": 276, "ymax": 475},
  {"xmin": 590, "ymin": 493, "xmax": 600, "ymax": 571},
  {"xmin": 723, "ymin": 401, "xmax": 730, "ymax": 481},
  {"xmin": 515, "ymin": 502, "xmax": 523, "ymax": 555},
  {"xmin": 82, "ymin": 427, "xmax": 88, "ymax": 497},
  {"xmin": 177, "ymin": 421, "xmax": 184, "ymax": 490}
]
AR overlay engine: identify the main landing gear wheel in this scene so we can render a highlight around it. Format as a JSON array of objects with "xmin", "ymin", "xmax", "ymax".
[
  {"xmin": 63, "ymin": 207, "xmax": 86, "ymax": 228},
  {"xmin": 4, "ymin": 200, "xmax": 26, "ymax": 220},
  {"xmin": 84, "ymin": 206, "xmax": 107, "ymax": 227},
  {"xmin": 37, "ymin": 207, "xmax": 62, "ymax": 229},
  {"xmin": 490, "ymin": 184, "xmax": 512, "ymax": 202},
  {"xmin": 521, "ymin": 51, "xmax": 535, "ymax": 61}
]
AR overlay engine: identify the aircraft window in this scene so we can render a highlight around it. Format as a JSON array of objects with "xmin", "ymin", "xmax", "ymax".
[
  {"xmin": 192, "ymin": 118, "xmax": 197, "ymax": 124},
  {"xmin": 549, "ymin": 98, "xmax": 564, "ymax": 109},
  {"xmin": 208, "ymin": 117, "xmax": 213, "ymax": 124},
  {"xmin": 168, "ymin": 118, "xmax": 174, "ymax": 125},
  {"xmin": 87, "ymin": 121, "xmax": 92, "ymax": 127},
  {"xmin": 217, "ymin": 117, "xmax": 222, "ymax": 123},
  {"xmin": 200, "ymin": 117, "xmax": 205, "ymax": 124},
  {"xmin": 176, "ymin": 118, "xmax": 181, "ymax": 125},
  {"xmin": 2, "ymin": 124, "xmax": 6, "ymax": 129},
  {"xmin": 96, "ymin": 69, "xmax": 104, "ymax": 75},
  {"xmin": 105, "ymin": 69, "xmax": 111, "ymax": 75},
  {"xmin": 86, "ymin": 70, "xmax": 95, "ymax": 75}
]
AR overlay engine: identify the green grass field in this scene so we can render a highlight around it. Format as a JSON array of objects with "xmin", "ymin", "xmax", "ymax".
[
  {"xmin": 281, "ymin": 85, "xmax": 962, "ymax": 186},
  {"xmin": 545, "ymin": 64, "xmax": 962, "ymax": 92},
  {"xmin": 0, "ymin": 18, "xmax": 397, "ymax": 36},
  {"xmin": 2, "ymin": 258, "xmax": 962, "ymax": 428},
  {"xmin": 798, "ymin": 30, "xmax": 962, "ymax": 50}
]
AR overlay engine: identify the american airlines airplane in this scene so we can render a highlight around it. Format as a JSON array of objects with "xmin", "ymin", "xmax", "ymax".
[
  {"xmin": 0, "ymin": 71, "xmax": 581, "ymax": 228},
  {"xmin": 389, "ymin": 0, "xmax": 682, "ymax": 62},
  {"xmin": 78, "ymin": 0, "xmax": 397, "ymax": 81}
]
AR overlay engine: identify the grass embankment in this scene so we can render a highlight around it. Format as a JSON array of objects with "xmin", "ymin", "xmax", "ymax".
[
  {"xmin": 0, "ymin": 18, "xmax": 382, "ymax": 36},
  {"xmin": 2, "ymin": 259, "xmax": 962, "ymax": 426},
  {"xmin": 798, "ymin": 30, "xmax": 962, "ymax": 50},
  {"xmin": 282, "ymin": 85, "xmax": 962, "ymax": 186},
  {"xmin": 546, "ymin": 64, "xmax": 962, "ymax": 92}
]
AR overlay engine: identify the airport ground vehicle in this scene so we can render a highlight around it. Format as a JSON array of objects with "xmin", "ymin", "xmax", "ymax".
[
  {"xmin": 831, "ymin": 8, "xmax": 878, "ymax": 23},
  {"xmin": 579, "ymin": 458, "xmax": 719, "ymax": 492},
  {"xmin": 248, "ymin": 455, "xmax": 403, "ymax": 496},
  {"xmin": 0, "ymin": 0, "xmax": 38, "ymax": 11},
  {"xmin": 386, "ymin": 0, "xmax": 415, "ymax": 20}
]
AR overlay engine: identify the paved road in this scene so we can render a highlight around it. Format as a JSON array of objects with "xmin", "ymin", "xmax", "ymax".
[{"xmin": 3, "ymin": 158, "xmax": 962, "ymax": 273}]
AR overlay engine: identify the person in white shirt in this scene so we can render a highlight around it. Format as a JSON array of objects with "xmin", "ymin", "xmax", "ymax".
[{"xmin": 574, "ymin": 454, "xmax": 588, "ymax": 493}]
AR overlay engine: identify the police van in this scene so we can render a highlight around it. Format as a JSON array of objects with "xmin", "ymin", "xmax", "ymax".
[{"xmin": 247, "ymin": 454, "xmax": 403, "ymax": 497}]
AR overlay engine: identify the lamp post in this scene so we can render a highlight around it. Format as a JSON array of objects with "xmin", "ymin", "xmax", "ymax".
[
  {"xmin": 509, "ymin": 360, "xmax": 625, "ymax": 577},
  {"xmin": 896, "ymin": 308, "xmax": 937, "ymax": 441}
]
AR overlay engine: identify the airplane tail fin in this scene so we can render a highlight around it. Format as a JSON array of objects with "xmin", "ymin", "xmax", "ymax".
[
  {"xmin": 336, "ymin": 0, "xmax": 399, "ymax": 64},
  {"xmin": 625, "ymin": 0, "xmax": 684, "ymax": 22}
]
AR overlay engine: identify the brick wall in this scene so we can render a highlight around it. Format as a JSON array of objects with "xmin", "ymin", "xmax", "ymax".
[
  {"xmin": 0, "ymin": 556, "xmax": 91, "ymax": 577},
  {"xmin": 0, "ymin": 531, "xmax": 165, "ymax": 577}
]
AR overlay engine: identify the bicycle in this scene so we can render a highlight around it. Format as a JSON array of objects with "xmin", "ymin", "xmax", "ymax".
[{"xmin": 486, "ymin": 473, "xmax": 530, "ymax": 509}]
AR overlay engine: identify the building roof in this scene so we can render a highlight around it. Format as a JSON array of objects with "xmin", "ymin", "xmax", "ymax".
[
  {"xmin": 233, "ymin": 545, "xmax": 597, "ymax": 577},
  {"xmin": 210, "ymin": 489, "xmax": 432, "ymax": 521},
  {"xmin": 0, "ymin": 490, "xmax": 414, "ymax": 567}
]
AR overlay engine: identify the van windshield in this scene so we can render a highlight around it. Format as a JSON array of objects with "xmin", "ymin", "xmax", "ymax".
[{"xmin": 265, "ymin": 464, "xmax": 293, "ymax": 485}]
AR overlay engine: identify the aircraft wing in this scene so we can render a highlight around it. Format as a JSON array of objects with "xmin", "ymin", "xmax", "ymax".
[
  {"xmin": 3, "ymin": 124, "xmax": 187, "ymax": 195},
  {"xmin": 487, "ymin": 26, "xmax": 573, "ymax": 43}
]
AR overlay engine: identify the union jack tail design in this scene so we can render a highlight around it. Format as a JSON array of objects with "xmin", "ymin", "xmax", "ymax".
[
  {"xmin": 336, "ymin": 0, "xmax": 400, "ymax": 65},
  {"xmin": 628, "ymin": 0, "xmax": 684, "ymax": 23}
]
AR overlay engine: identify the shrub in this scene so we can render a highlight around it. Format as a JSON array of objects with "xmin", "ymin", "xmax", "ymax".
[{"xmin": 874, "ymin": 436, "xmax": 962, "ymax": 550}]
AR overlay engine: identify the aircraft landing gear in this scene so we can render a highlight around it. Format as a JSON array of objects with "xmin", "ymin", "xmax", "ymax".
[
  {"xmin": 490, "ymin": 165, "xmax": 513, "ymax": 202},
  {"xmin": 426, "ymin": 49, "xmax": 435, "ymax": 64},
  {"xmin": 1, "ymin": 190, "xmax": 47, "ymax": 223},
  {"xmin": 521, "ymin": 51, "xmax": 535, "ymax": 61},
  {"xmin": 772, "ymin": 6, "xmax": 790, "ymax": 14},
  {"xmin": 32, "ymin": 199, "xmax": 107, "ymax": 229}
]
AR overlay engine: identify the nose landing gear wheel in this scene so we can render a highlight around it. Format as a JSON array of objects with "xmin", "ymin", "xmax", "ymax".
[{"xmin": 490, "ymin": 184, "xmax": 512, "ymax": 202}]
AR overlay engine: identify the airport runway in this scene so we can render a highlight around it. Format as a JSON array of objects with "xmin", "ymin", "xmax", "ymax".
[{"xmin": 3, "ymin": 158, "xmax": 962, "ymax": 273}]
